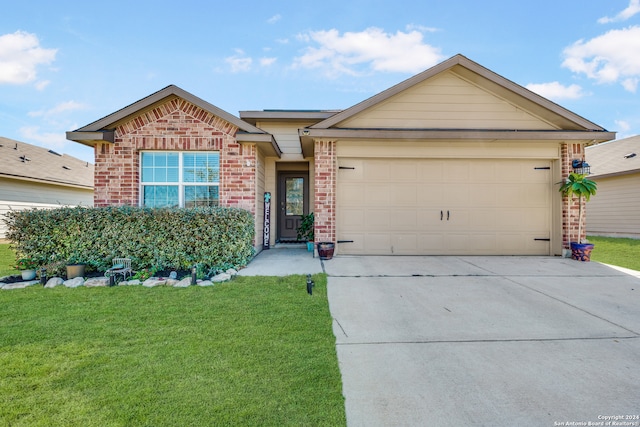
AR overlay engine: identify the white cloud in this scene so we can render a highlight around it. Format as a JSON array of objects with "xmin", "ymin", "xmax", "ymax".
[
  {"xmin": 35, "ymin": 80, "xmax": 50, "ymax": 90},
  {"xmin": 293, "ymin": 27, "xmax": 444, "ymax": 77},
  {"xmin": 225, "ymin": 50, "xmax": 252, "ymax": 72},
  {"xmin": 267, "ymin": 14, "xmax": 282, "ymax": 24},
  {"xmin": 622, "ymin": 77, "xmax": 639, "ymax": 92},
  {"xmin": 18, "ymin": 126, "xmax": 69, "ymax": 149},
  {"xmin": 260, "ymin": 57, "xmax": 277, "ymax": 67},
  {"xmin": 28, "ymin": 100, "xmax": 87, "ymax": 119},
  {"xmin": 615, "ymin": 119, "xmax": 631, "ymax": 132},
  {"xmin": 562, "ymin": 26, "xmax": 640, "ymax": 92},
  {"xmin": 598, "ymin": 0, "xmax": 640, "ymax": 23},
  {"xmin": 0, "ymin": 31, "xmax": 57, "ymax": 85},
  {"xmin": 525, "ymin": 81, "xmax": 585, "ymax": 100},
  {"xmin": 405, "ymin": 24, "xmax": 439, "ymax": 33}
]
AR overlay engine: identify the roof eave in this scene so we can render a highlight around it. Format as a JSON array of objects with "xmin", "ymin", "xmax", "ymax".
[
  {"xmin": 236, "ymin": 132, "xmax": 282, "ymax": 158},
  {"xmin": 299, "ymin": 128, "xmax": 616, "ymax": 142},
  {"xmin": 0, "ymin": 172, "xmax": 94, "ymax": 190},
  {"xmin": 66, "ymin": 130, "xmax": 115, "ymax": 147},
  {"xmin": 72, "ymin": 85, "xmax": 265, "ymax": 135}
]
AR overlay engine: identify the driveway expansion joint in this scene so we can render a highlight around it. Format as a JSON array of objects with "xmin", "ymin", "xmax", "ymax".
[{"xmin": 336, "ymin": 335, "xmax": 640, "ymax": 346}]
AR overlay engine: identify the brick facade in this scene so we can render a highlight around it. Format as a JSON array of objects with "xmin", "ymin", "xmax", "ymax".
[
  {"xmin": 561, "ymin": 142, "xmax": 586, "ymax": 248},
  {"xmin": 313, "ymin": 139, "xmax": 337, "ymax": 245},
  {"xmin": 93, "ymin": 97, "xmax": 257, "ymax": 215}
]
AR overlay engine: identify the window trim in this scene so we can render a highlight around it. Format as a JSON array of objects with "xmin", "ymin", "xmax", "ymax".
[{"xmin": 139, "ymin": 151, "xmax": 220, "ymax": 208}]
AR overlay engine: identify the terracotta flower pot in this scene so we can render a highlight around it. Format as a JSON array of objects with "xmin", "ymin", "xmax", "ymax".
[
  {"xmin": 317, "ymin": 242, "xmax": 335, "ymax": 260},
  {"xmin": 570, "ymin": 242, "xmax": 594, "ymax": 262}
]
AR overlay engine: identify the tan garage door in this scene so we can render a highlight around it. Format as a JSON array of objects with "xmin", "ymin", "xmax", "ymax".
[{"xmin": 337, "ymin": 158, "xmax": 552, "ymax": 255}]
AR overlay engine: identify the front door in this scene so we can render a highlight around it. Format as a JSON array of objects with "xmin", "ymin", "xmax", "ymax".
[{"xmin": 278, "ymin": 172, "xmax": 309, "ymax": 241}]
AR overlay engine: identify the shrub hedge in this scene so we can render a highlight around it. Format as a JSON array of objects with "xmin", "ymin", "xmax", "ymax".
[{"xmin": 4, "ymin": 206, "xmax": 255, "ymax": 276}]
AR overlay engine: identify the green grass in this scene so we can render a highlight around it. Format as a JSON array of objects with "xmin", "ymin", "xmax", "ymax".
[
  {"xmin": 588, "ymin": 236, "xmax": 640, "ymax": 271},
  {"xmin": 0, "ymin": 276, "xmax": 346, "ymax": 426},
  {"xmin": 0, "ymin": 243, "xmax": 19, "ymax": 277}
]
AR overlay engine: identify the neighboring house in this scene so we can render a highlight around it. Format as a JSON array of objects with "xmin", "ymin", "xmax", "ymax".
[
  {"xmin": 0, "ymin": 137, "xmax": 94, "ymax": 239},
  {"xmin": 66, "ymin": 54, "xmax": 614, "ymax": 256},
  {"xmin": 585, "ymin": 135, "xmax": 640, "ymax": 239}
]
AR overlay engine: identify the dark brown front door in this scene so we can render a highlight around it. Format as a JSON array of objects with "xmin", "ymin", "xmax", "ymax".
[{"xmin": 278, "ymin": 172, "xmax": 309, "ymax": 241}]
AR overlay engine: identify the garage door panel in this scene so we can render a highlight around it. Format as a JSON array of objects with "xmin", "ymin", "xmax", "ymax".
[
  {"xmin": 392, "ymin": 184, "xmax": 418, "ymax": 205},
  {"xmin": 340, "ymin": 183, "xmax": 365, "ymax": 205},
  {"xmin": 365, "ymin": 184, "xmax": 390, "ymax": 206},
  {"xmin": 341, "ymin": 208, "xmax": 365, "ymax": 228},
  {"xmin": 366, "ymin": 209, "xmax": 390, "ymax": 227},
  {"xmin": 391, "ymin": 162, "xmax": 418, "ymax": 181},
  {"xmin": 391, "ymin": 234, "xmax": 418, "ymax": 254},
  {"xmin": 417, "ymin": 184, "xmax": 444, "ymax": 205},
  {"xmin": 337, "ymin": 158, "xmax": 552, "ymax": 255},
  {"xmin": 364, "ymin": 234, "xmax": 393, "ymax": 253},
  {"xmin": 364, "ymin": 161, "xmax": 390, "ymax": 181}
]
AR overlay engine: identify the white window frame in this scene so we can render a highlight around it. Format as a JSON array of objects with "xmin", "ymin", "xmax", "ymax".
[{"xmin": 139, "ymin": 151, "xmax": 220, "ymax": 208}]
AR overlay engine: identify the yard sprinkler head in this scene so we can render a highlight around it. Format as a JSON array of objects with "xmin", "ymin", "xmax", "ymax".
[{"xmin": 306, "ymin": 274, "xmax": 314, "ymax": 295}]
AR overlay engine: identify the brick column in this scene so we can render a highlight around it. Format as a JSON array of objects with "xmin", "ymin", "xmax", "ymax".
[
  {"xmin": 220, "ymin": 141, "xmax": 257, "ymax": 215},
  {"xmin": 561, "ymin": 142, "xmax": 586, "ymax": 247},
  {"xmin": 313, "ymin": 139, "xmax": 336, "ymax": 245}
]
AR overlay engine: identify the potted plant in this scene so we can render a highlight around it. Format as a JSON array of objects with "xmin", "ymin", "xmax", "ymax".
[
  {"xmin": 16, "ymin": 257, "xmax": 39, "ymax": 280},
  {"xmin": 296, "ymin": 212, "xmax": 314, "ymax": 251},
  {"xmin": 559, "ymin": 172, "xmax": 597, "ymax": 261},
  {"xmin": 66, "ymin": 255, "xmax": 86, "ymax": 279}
]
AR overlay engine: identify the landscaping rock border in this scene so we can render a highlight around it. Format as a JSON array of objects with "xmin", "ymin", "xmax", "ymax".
[{"xmin": 1, "ymin": 269, "xmax": 238, "ymax": 290}]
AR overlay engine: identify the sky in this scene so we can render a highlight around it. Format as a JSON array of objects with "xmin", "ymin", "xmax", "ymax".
[{"xmin": 1, "ymin": 0, "xmax": 639, "ymax": 163}]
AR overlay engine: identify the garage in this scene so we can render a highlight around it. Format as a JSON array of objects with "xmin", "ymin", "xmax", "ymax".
[{"xmin": 337, "ymin": 157, "xmax": 552, "ymax": 255}]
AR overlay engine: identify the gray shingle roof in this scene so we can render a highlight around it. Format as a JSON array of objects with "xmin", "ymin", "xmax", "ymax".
[
  {"xmin": 586, "ymin": 135, "xmax": 640, "ymax": 178},
  {"xmin": 0, "ymin": 137, "xmax": 94, "ymax": 189}
]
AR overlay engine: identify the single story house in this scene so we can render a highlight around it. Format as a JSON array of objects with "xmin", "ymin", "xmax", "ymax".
[
  {"xmin": 585, "ymin": 135, "xmax": 640, "ymax": 239},
  {"xmin": 66, "ymin": 54, "xmax": 614, "ymax": 256},
  {"xmin": 0, "ymin": 137, "xmax": 94, "ymax": 239}
]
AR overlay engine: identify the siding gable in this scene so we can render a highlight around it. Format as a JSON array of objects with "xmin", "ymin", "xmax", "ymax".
[{"xmin": 337, "ymin": 70, "xmax": 557, "ymax": 131}]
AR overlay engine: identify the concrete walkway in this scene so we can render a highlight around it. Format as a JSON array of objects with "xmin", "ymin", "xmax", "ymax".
[{"xmin": 237, "ymin": 245, "xmax": 324, "ymax": 276}]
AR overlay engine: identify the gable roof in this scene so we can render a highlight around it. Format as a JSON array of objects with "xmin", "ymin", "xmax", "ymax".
[
  {"xmin": 0, "ymin": 137, "xmax": 94, "ymax": 189},
  {"xmin": 66, "ymin": 85, "xmax": 281, "ymax": 157},
  {"xmin": 310, "ymin": 54, "xmax": 610, "ymax": 133},
  {"xmin": 586, "ymin": 135, "xmax": 640, "ymax": 178}
]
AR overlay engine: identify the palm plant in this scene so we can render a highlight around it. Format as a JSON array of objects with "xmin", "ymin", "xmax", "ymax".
[{"xmin": 559, "ymin": 172, "xmax": 597, "ymax": 244}]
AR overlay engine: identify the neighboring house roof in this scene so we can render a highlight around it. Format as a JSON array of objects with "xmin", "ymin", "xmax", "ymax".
[
  {"xmin": 0, "ymin": 137, "xmax": 94, "ymax": 189},
  {"xmin": 586, "ymin": 135, "xmax": 640, "ymax": 178},
  {"xmin": 66, "ymin": 84, "xmax": 281, "ymax": 157}
]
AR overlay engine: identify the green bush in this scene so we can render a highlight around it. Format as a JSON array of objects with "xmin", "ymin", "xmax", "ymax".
[{"xmin": 4, "ymin": 206, "xmax": 255, "ymax": 276}]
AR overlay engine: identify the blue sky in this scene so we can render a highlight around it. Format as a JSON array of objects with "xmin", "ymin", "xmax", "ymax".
[{"xmin": 1, "ymin": 0, "xmax": 639, "ymax": 163}]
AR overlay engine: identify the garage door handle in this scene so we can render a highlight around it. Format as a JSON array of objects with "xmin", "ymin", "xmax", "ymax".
[
  {"xmin": 447, "ymin": 210, "xmax": 450, "ymax": 221},
  {"xmin": 440, "ymin": 210, "xmax": 443, "ymax": 221}
]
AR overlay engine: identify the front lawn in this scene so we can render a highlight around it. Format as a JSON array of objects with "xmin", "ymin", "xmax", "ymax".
[
  {"xmin": 588, "ymin": 236, "xmax": 640, "ymax": 271},
  {"xmin": 0, "ymin": 276, "xmax": 346, "ymax": 426}
]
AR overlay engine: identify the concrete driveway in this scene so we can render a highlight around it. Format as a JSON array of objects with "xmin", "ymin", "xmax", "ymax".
[{"xmin": 324, "ymin": 256, "xmax": 640, "ymax": 426}]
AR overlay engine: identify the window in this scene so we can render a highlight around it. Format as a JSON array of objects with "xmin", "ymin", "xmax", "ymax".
[{"xmin": 141, "ymin": 152, "xmax": 220, "ymax": 208}]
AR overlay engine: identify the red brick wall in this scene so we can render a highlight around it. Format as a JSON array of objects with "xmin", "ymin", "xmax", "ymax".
[
  {"xmin": 313, "ymin": 139, "xmax": 336, "ymax": 245},
  {"xmin": 93, "ymin": 97, "xmax": 257, "ymax": 215},
  {"xmin": 561, "ymin": 142, "xmax": 586, "ymax": 247}
]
